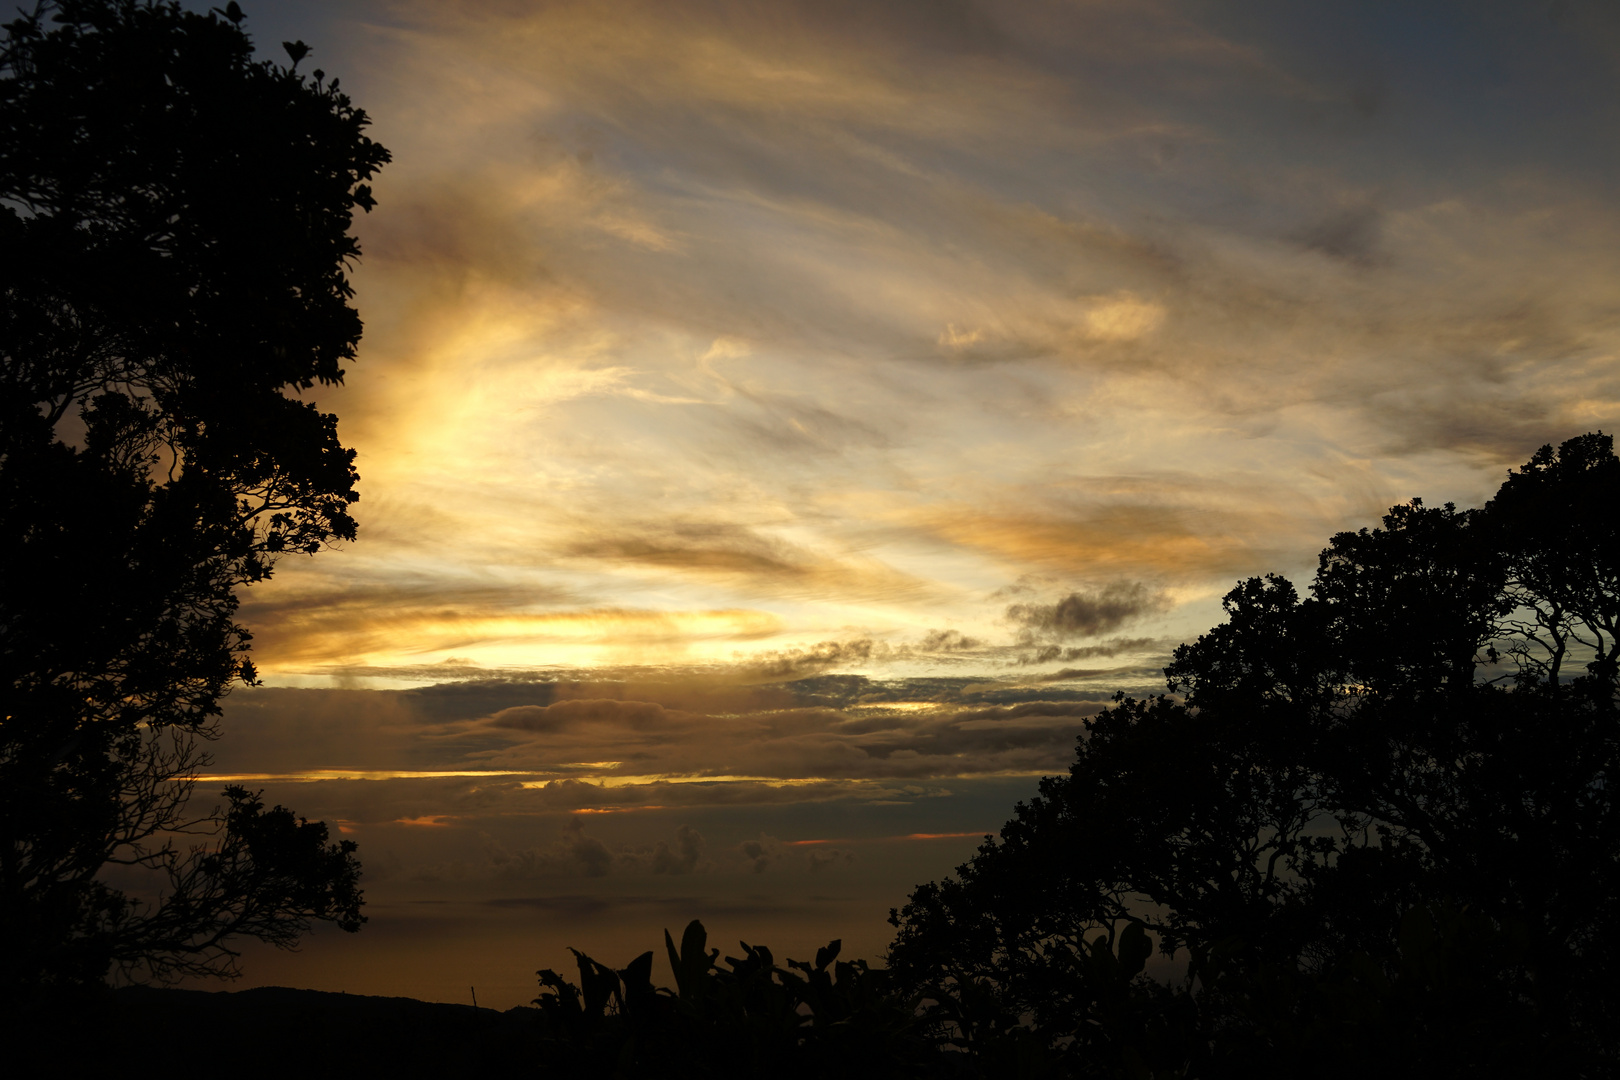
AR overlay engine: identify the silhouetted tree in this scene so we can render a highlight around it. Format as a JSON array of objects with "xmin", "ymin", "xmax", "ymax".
[
  {"xmin": 888, "ymin": 433, "xmax": 1620, "ymax": 1077},
  {"xmin": 0, "ymin": 0, "xmax": 386, "ymax": 995}
]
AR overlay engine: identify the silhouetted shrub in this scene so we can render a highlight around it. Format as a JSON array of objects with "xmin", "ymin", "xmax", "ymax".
[{"xmin": 532, "ymin": 920, "xmax": 945, "ymax": 1078}]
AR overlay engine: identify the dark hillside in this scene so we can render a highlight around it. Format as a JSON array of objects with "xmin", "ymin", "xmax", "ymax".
[{"xmin": 24, "ymin": 986, "xmax": 540, "ymax": 1078}]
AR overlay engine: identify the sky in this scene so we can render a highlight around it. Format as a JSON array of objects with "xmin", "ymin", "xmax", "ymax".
[{"xmin": 183, "ymin": 0, "xmax": 1620, "ymax": 1008}]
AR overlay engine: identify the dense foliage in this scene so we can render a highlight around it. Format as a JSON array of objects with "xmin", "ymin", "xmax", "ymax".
[
  {"xmin": 531, "ymin": 920, "xmax": 939, "ymax": 1079},
  {"xmin": 0, "ymin": 0, "xmax": 386, "ymax": 994},
  {"xmin": 888, "ymin": 433, "xmax": 1620, "ymax": 1078}
]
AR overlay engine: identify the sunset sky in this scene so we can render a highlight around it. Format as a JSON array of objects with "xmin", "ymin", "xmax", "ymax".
[{"xmin": 193, "ymin": 0, "xmax": 1620, "ymax": 1007}]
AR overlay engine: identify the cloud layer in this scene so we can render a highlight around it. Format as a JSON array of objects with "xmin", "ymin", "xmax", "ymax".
[
  {"xmin": 172, "ymin": 0, "xmax": 1620, "ymax": 1006},
  {"xmin": 226, "ymin": 0, "xmax": 1620, "ymax": 687}
]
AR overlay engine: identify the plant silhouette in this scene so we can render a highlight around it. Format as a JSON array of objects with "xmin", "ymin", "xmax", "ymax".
[
  {"xmin": 888, "ymin": 433, "xmax": 1620, "ymax": 1078},
  {"xmin": 1, "ymin": 0, "xmax": 387, "ymax": 1001},
  {"xmin": 531, "ymin": 919, "xmax": 939, "ymax": 1078}
]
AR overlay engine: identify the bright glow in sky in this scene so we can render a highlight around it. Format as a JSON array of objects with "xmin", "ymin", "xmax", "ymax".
[{"xmin": 187, "ymin": 0, "xmax": 1620, "ymax": 1007}]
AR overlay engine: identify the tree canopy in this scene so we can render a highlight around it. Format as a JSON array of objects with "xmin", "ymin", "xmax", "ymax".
[
  {"xmin": 1, "ymin": 0, "xmax": 386, "ymax": 995},
  {"xmin": 888, "ymin": 433, "xmax": 1620, "ymax": 1077}
]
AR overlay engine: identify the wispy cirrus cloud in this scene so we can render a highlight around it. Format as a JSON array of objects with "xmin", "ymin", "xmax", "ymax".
[{"xmin": 240, "ymin": 0, "xmax": 1620, "ymax": 685}]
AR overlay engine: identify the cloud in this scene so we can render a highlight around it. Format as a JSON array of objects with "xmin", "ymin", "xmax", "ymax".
[
  {"xmin": 902, "ymin": 493, "xmax": 1315, "ymax": 584},
  {"xmin": 739, "ymin": 835, "xmax": 785, "ymax": 874},
  {"xmin": 1016, "ymin": 636, "xmax": 1166, "ymax": 666},
  {"xmin": 1058, "ymin": 636, "xmax": 1162, "ymax": 661},
  {"xmin": 730, "ymin": 631, "xmax": 995, "ymax": 681},
  {"xmin": 651, "ymin": 825, "xmax": 706, "ymax": 875},
  {"xmin": 208, "ymin": 674, "xmax": 1131, "ymax": 819},
  {"xmin": 1081, "ymin": 291, "xmax": 1167, "ymax": 342},
  {"xmin": 947, "ymin": 699, "xmax": 1110, "ymax": 725},
  {"xmin": 481, "ymin": 820, "xmax": 712, "ymax": 880},
  {"xmin": 488, "ymin": 699, "xmax": 675, "ymax": 732},
  {"xmin": 1294, "ymin": 202, "xmax": 1384, "ymax": 267},
  {"xmin": 238, "ymin": 561, "xmax": 789, "ymax": 673},
  {"xmin": 216, "ymin": 0, "xmax": 1620, "ymax": 706},
  {"xmin": 1038, "ymin": 665, "xmax": 1160, "ymax": 684},
  {"xmin": 237, "ymin": 576, "xmax": 584, "ymax": 671},
  {"xmin": 562, "ymin": 517, "xmax": 928, "ymax": 605},
  {"xmin": 807, "ymin": 847, "xmax": 856, "ymax": 873},
  {"xmin": 490, "ymin": 817, "xmax": 615, "ymax": 879},
  {"xmin": 1007, "ymin": 583, "xmax": 1171, "ymax": 641},
  {"xmin": 918, "ymin": 629, "xmax": 982, "ymax": 652},
  {"xmin": 737, "ymin": 639, "xmax": 889, "ymax": 681}
]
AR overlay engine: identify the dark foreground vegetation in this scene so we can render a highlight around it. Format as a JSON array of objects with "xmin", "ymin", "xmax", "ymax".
[
  {"xmin": 3, "ymin": 0, "xmax": 385, "ymax": 1003},
  {"xmin": 5, "ymin": 3, "xmax": 1618, "ymax": 1077},
  {"xmin": 526, "ymin": 919, "xmax": 939, "ymax": 1078}
]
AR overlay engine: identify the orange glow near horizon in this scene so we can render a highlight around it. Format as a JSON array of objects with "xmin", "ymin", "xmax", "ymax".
[
  {"xmin": 571, "ymin": 806, "xmax": 669, "ymax": 814},
  {"xmin": 199, "ymin": 769, "xmax": 542, "ymax": 782}
]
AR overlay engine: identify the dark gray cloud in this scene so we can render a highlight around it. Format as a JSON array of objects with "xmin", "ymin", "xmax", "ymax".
[
  {"xmin": 1295, "ymin": 202, "xmax": 1383, "ymax": 266},
  {"xmin": 1039, "ymin": 665, "xmax": 1162, "ymax": 684},
  {"xmin": 651, "ymin": 825, "xmax": 706, "ymax": 875},
  {"xmin": 739, "ymin": 639, "xmax": 890, "ymax": 681},
  {"xmin": 807, "ymin": 847, "xmax": 856, "ymax": 873},
  {"xmin": 1059, "ymin": 637, "xmax": 1162, "ymax": 661},
  {"xmin": 1017, "ymin": 636, "xmax": 1166, "ymax": 666},
  {"xmin": 489, "ymin": 818, "xmax": 614, "ymax": 879},
  {"xmin": 1007, "ymin": 582, "xmax": 1171, "ymax": 641},
  {"xmin": 918, "ymin": 629, "xmax": 982, "ymax": 652},
  {"xmin": 739, "ymin": 835, "xmax": 785, "ymax": 875},
  {"xmin": 404, "ymin": 679, "xmax": 561, "ymax": 723},
  {"xmin": 488, "ymin": 699, "xmax": 675, "ymax": 732}
]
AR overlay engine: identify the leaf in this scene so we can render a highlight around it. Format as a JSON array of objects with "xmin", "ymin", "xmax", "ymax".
[
  {"xmin": 666, "ymin": 919, "xmax": 712, "ymax": 1002},
  {"xmin": 1116, "ymin": 922, "xmax": 1152, "ymax": 980}
]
